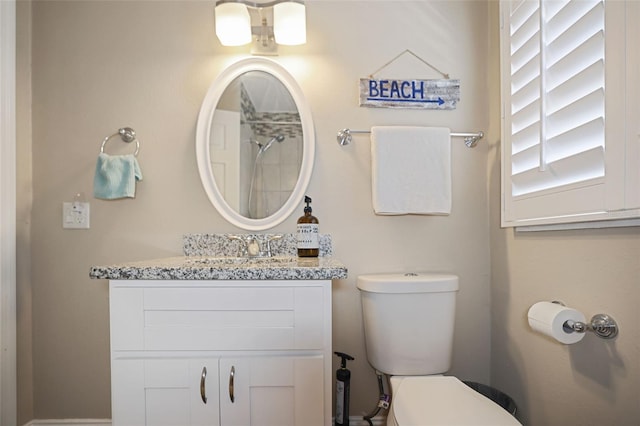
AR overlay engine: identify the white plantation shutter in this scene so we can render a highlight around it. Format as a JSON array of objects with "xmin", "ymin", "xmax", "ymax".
[{"xmin": 501, "ymin": 0, "xmax": 640, "ymax": 227}]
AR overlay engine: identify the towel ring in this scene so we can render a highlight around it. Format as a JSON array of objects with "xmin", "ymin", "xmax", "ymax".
[{"xmin": 100, "ymin": 127, "xmax": 140, "ymax": 156}]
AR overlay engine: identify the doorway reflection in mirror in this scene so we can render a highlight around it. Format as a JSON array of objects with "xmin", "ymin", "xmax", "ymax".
[{"xmin": 212, "ymin": 72, "xmax": 303, "ymax": 219}]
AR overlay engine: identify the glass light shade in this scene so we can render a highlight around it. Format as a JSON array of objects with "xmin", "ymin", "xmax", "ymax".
[
  {"xmin": 273, "ymin": 2, "xmax": 306, "ymax": 45},
  {"xmin": 215, "ymin": 3, "xmax": 252, "ymax": 46}
]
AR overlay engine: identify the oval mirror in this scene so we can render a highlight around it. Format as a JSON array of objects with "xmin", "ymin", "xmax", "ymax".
[{"xmin": 196, "ymin": 58, "xmax": 315, "ymax": 231}]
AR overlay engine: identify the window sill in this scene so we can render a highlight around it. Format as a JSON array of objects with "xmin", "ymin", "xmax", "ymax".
[{"xmin": 515, "ymin": 217, "xmax": 640, "ymax": 232}]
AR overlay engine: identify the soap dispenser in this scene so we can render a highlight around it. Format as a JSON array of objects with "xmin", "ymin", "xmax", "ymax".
[{"xmin": 297, "ymin": 196, "xmax": 319, "ymax": 257}]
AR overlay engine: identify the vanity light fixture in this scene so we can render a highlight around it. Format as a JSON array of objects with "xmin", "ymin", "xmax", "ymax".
[
  {"xmin": 273, "ymin": 1, "xmax": 306, "ymax": 45},
  {"xmin": 215, "ymin": 2, "xmax": 252, "ymax": 46},
  {"xmin": 214, "ymin": 0, "xmax": 306, "ymax": 54}
]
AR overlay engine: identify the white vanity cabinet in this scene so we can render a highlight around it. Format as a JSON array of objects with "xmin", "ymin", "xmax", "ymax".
[{"xmin": 109, "ymin": 279, "xmax": 332, "ymax": 426}]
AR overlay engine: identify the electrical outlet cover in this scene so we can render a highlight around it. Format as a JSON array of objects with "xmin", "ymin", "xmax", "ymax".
[{"xmin": 62, "ymin": 202, "xmax": 90, "ymax": 229}]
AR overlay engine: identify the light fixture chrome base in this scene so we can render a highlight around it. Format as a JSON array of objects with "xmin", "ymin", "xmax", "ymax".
[
  {"xmin": 250, "ymin": 15, "xmax": 278, "ymax": 56},
  {"xmin": 251, "ymin": 34, "xmax": 278, "ymax": 56}
]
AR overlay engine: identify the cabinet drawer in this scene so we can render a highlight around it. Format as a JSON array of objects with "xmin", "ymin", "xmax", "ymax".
[{"xmin": 110, "ymin": 283, "xmax": 326, "ymax": 351}]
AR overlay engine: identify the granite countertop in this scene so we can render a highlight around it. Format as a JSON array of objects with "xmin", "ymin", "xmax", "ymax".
[
  {"xmin": 89, "ymin": 255, "xmax": 347, "ymax": 281},
  {"xmin": 89, "ymin": 233, "xmax": 347, "ymax": 281}
]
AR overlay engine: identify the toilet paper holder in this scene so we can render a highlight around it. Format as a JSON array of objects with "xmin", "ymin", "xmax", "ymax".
[{"xmin": 553, "ymin": 301, "xmax": 619, "ymax": 339}]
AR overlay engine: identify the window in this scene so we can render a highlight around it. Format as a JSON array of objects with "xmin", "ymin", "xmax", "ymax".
[{"xmin": 500, "ymin": 0, "xmax": 639, "ymax": 228}]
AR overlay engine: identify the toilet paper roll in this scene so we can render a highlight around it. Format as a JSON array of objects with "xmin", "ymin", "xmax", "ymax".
[{"xmin": 527, "ymin": 301, "xmax": 586, "ymax": 344}]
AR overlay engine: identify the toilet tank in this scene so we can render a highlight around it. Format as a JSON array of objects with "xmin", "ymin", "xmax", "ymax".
[{"xmin": 357, "ymin": 273, "xmax": 459, "ymax": 376}]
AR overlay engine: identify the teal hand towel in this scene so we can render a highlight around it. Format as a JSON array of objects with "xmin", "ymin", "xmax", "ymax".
[{"xmin": 93, "ymin": 153, "xmax": 143, "ymax": 200}]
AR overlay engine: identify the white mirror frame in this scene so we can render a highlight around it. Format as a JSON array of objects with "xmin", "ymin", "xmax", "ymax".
[{"xmin": 196, "ymin": 57, "xmax": 315, "ymax": 231}]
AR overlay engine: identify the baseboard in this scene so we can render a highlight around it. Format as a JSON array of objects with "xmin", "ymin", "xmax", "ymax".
[
  {"xmin": 23, "ymin": 420, "xmax": 111, "ymax": 426},
  {"xmin": 24, "ymin": 416, "xmax": 385, "ymax": 426},
  {"xmin": 345, "ymin": 415, "xmax": 387, "ymax": 426}
]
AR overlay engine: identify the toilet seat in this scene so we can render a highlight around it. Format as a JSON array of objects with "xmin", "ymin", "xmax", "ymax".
[{"xmin": 389, "ymin": 376, "xmax": 521, "ymax": 426}]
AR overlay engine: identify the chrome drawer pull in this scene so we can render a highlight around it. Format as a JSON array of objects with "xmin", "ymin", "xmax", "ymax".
[
  {"xmin": 200, "ymin": 367, "xmax": 207, "ymax": 404},
  {"xmin": 229, "ymin": 366, "xmax": 235, "ymax": 403}
]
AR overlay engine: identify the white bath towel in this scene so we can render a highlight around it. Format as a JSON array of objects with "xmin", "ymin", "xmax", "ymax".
[{"xmin": 371, "ymin": 126, "xmax": 451, "ymax": 215}]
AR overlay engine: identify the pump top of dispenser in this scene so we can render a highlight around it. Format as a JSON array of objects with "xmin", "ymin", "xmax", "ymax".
[
  {"xmin": 335, "ymin": 351, "xmax": 354, "ymax": 368},
  {"xmin": 304, "ymin": 196, "xmax": 312, "ymax": 213}
]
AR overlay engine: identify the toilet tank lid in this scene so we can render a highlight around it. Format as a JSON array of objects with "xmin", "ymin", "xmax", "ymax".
[{"xmin": 357, "ymin": 273, "xmax": 459, "ymax": 294}]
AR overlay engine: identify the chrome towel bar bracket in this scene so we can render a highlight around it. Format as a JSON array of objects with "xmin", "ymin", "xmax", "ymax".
[{"xmin": 337, "ymin": 128, "xmax": 484, "ymax": 148}]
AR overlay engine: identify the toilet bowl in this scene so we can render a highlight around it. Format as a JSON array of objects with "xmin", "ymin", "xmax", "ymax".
[{"xmin": 357, "ymin": 273, "xmax": 521, "ymax": 426}]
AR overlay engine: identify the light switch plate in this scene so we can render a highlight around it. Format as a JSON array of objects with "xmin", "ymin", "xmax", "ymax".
[{"xmin": 63, "ymin": 202, "xmax": 90, "ymax": 229}]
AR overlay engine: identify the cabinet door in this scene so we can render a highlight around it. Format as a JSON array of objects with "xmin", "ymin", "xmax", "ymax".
[
  {"xmin": 220, "ymin": 356, "xmax": 325, "ymax": 426},
  {"xmin": 112, "ymin": 358, "xmax": 220, "ymax": 426}
]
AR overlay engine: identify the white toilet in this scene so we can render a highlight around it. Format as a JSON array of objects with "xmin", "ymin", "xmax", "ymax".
[{"xmin": 357, "ymin": 273, "xmax": 521, "ymax": 426}]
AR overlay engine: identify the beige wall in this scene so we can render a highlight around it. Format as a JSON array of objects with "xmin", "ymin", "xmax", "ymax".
[
  {"xmin": 487, "ymin": 2, "xmax": 640, "ymax": 426},
  {"xmin": 20, "ymin": 0, "xmax": 492, "ymax": 422},
  {"xmin": 19, "ymin": 1, "xmax": 639, "ymax": 425},
  {"xmin": 489, "ymin": 226, "xmax": 640, "ymax": 426}
]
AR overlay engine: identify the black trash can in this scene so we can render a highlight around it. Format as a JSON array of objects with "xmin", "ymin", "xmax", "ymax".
[{"xmin": 463, "ymin": 381, "xmax": 517, "ymax": 417}]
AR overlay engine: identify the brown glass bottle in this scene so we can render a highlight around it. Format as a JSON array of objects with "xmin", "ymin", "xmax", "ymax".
[{"xmin": 297, "ymin": 196, "xmax": 319, "ymax": 257}]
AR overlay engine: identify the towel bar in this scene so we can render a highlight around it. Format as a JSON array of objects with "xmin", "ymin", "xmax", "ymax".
[
  {"xmin": 337, "ymin": 128, "xmax": 484, "ymax": 148},
  {"xmin": 100, "ymin": 127, "xmax": 140, "ymax": 156}
]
